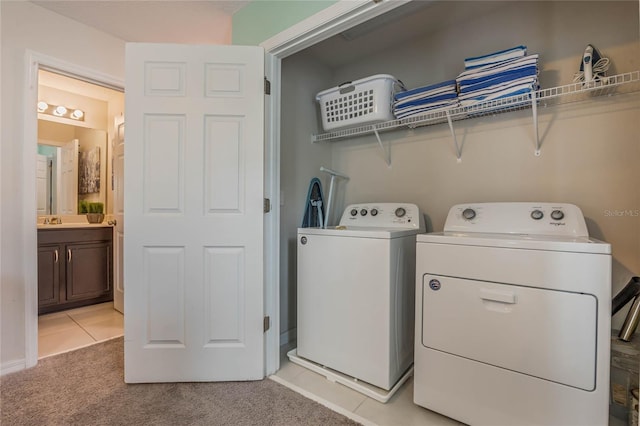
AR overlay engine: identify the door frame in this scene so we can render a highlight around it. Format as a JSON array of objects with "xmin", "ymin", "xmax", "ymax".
[
  {"xmin": 22, "ymin": 0, "xmax": 408, "ymax": 373},
  {"xmin": 260, "ymin": 0, "xmax": 409, "ymax": 375}
]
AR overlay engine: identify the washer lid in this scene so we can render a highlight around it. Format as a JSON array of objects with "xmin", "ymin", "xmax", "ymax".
[
  {"xmin": 417, "ymin": 232, "xmax": 611, "ymax": 254},
  {"xmin": 299, "ymin": 226, "xmax": 422, "ymax": 239}
]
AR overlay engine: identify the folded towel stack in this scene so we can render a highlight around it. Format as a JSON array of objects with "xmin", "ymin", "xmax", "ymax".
[
  {"xmin": 457, "ymin": 46, "xmax": 539, "ymax": 107},
  {"xmin": 393, "ymin": 79, "xmax": 459, "ymax": 120}
]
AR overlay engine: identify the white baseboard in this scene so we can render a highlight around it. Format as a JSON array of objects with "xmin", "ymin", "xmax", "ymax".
[
  {"xmin": 280, "ymin": 327, "xmax": 297, "ymax": 346},
  {"xmin": 1, "ymin": 358, "xmax": 26, "ymax": 376}
]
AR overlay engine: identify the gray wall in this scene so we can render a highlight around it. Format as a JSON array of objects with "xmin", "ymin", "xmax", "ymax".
[
  {"xmin": 281, "ymin": 1, "xmax": 640, "ymax": 341},
  {"xmin": 280, "ymin": 51, "xmax": 333, "ymax": 342}
]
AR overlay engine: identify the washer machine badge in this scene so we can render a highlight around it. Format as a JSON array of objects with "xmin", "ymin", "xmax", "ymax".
[{"xmin": 429, "ymin": 279, "xmax": 441, "ymax": 291}]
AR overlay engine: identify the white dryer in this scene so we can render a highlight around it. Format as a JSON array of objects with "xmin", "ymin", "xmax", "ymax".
[
  {"xmin": 294, "ymin": 203, "xmax": 425, "ymax": 399},
  {"xmin": 414, "ymin": 202, "xmax": 611, "ymax": 426}
]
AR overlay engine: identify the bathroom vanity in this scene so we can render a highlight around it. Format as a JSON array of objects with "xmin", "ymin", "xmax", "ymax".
[{"xmin": 38, "ymin": 225, "xmax": 113, "ymax": 314}]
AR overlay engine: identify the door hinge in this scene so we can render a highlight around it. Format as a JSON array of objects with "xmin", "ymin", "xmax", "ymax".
[
  {"xmin": 264, "ymin": 198, "xmax": 271, "ymax": 213},
  {"xmin": 263, "ymin": 316, "xmax": 270, "ymax": 332},
  {"xmin": 264, "ymin": 77, "xmax": 271, "ymax": 95}
]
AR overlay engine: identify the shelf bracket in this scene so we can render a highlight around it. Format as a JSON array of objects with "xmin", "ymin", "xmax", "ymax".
[
  {"xmin": 372, "ymin": 126, "xmax": 391, "ymax": 167},
  {"xmin": 532, "ymin": 93, "xmax": 541, "ymax": 156},
  {"xmin": 445, "ymin": 110, "xmax": 462, "ymax": 162}
]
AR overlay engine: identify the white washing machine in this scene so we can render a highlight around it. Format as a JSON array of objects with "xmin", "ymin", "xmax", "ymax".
[
  {"xmin": 414, "ymin": 202, "xmax": 611, "ymax": 426},
  {"xmin": 294, "ymin": 203, "xmax": 425, "ymax": 399}
]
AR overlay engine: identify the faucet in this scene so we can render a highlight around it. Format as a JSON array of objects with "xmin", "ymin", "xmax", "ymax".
[{"xmin": 45, "ymin": 217, "xmax": 62, "ymax": 225}]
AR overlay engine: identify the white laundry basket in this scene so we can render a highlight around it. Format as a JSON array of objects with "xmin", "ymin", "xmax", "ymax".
[{"xmin": 316, "ymin": 74, "xmax": 403, "ymax": 131}]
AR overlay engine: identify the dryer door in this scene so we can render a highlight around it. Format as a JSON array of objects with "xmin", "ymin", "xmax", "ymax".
[{"xmin": 421, "ymin": 274, "xmax": 597, "ymax": 391}]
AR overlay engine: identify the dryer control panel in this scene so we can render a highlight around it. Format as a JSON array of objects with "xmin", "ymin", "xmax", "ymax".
[
  {"xmin": 444, "ymin": 202, "xmax": 589, "ymax": 237},
  {"xmin": 339, "ymin": 203, "xmax": 424, "ymax": 230}
]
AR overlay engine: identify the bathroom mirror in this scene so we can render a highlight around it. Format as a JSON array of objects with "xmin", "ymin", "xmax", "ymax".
[{"xmin": 37, "ymin": 120, "xmax": 107, "ymax": 215}]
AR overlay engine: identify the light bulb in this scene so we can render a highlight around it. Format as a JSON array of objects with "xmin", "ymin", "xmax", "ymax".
[
  {"xmin": 37, "ymin": 101, "xmax": 49, "ymax": 113},
  {"xmin": 71, "ymin": 109, "xmax": 84, "ymax": 120},
  {"xmin": 53, "ymin": 105, "xmax": 67, "ymax": 116}
]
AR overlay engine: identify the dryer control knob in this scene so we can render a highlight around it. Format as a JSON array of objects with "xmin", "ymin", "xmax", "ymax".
[
  {"xmin": 370, "ymin": 208, "xmax": 378, "ymax": 216},
  {"xmin": 395, "ymin": 207, "xmax": 406, "ymax": 218},
  {"xmin": 350, "ymin": 209, "xmax": 358, "ymax": 217},
  {"xmin": 531, "ymin": 210, "xmax": 544, "ymax": 220},
  {"xmin": 551, "ymin": 210, "xmax": 565, "ymax": 220},
  {"xmin": 462, "ymin": 208, "xmax": 476, "ymax": 220},
  {"xmin": 360, "ymin": 209, "xmax": 368, "ymax": 216}
]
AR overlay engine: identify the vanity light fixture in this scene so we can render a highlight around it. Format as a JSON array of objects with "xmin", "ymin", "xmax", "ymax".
[{"xmin": 38, "ymin": 101, "xmax": 84, "ymax": 121}]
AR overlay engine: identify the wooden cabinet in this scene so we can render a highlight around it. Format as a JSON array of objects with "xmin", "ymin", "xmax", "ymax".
[{"xmin": 38, "ymin": 227, "xmax": 113, "ymax": 315}]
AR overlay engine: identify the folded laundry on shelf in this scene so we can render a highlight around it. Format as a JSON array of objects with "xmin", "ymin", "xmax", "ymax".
[
  {"xmin": 463, "ymin": 45, "xmax": 527, "ymax": 70},
  {"xmin": 456, "ymin": 48, "xmax": 539, "ymax": 107},
  {"xmin": 393, "ymin": 79, "xmax": 459, "ymax": 119}
]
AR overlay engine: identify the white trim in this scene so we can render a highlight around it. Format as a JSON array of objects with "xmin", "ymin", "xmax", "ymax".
[
  {"xmin": 263, "ymin": 51, "xmax": 281, "ymax": 376},
  {"xmin": 1, "ymin": 359, "xmax": 27, "ymax": 376},
  {"xmin": 23, "ymin": 50, "xmax": 124, "ymax": 370},
  {"xmin": 261, "ymin": 0, "xmax": 410, "ymax": 57}
]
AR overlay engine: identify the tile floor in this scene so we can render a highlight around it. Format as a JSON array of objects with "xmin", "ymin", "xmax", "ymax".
[
  {"xmin": 38, "ymin": 302, "xmax": 124, "ymax": 359},
  {"xmin": 273, "ymin": 344, "xmax": 628, "ymax": 426},
  {"xmin": 272, "ymin": 344, "xmax": 463, "ymax": 426}
]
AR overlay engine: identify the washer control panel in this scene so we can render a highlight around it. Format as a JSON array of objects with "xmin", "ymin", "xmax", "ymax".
[
  {"xmin": 340, "ymin": 203, "xmax": 424, "ymax": 229},
  {"xmin": 445, "ymin": 202, "xmax": 589, "ymax": 237}
]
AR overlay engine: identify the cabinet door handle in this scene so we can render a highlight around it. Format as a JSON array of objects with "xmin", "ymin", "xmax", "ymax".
[
  {"xmin": 54, "ymin": 249, "xmax": 59, "ymax": 263},
  {"xmin": 67, "ymin": 249, "xmax": 72, "ymax": 263}
]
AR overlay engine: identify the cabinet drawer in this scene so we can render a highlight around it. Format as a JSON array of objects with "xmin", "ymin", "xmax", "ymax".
[{"xmin": 38, "ymin": 227, "xmax": 112, "ymax": 244}]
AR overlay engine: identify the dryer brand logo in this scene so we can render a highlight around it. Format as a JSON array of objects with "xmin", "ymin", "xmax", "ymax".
[{"xmin": 429, "ymin": 279, "xmax": 441, "ymax": 291}]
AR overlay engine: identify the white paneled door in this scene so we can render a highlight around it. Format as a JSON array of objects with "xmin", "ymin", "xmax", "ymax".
[
  {"xmin": 36, "ymin": 154, "xmax": 48, "ymax": 215},
  {"xmin": 113, "ymin": 119, "xmax": 125, "ymax": 314},
  {"xmin": 124, "ymin": 44, "xmax": 265, "ymax": 382},
  {"xmin": 60, "ymin": 139, "xmax": 78, "ymax": 215}
]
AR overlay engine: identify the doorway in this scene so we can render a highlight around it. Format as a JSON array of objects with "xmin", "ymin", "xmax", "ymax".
[{"xmin": 24, "ymin": 52, "xmax": 125, "ymax": 365}]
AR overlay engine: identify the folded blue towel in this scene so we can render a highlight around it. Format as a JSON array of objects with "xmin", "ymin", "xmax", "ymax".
[
  {"xmin": 395, "ymin": 101, "xmax": 460, "ymax": 119},
  {"xmin": 459, "ymin": 83, "xmax": 535, "ymax": 107},
  {"xmin": 459, "ymin": 77, "xmax": 537, "ymax": 101},
  {"xmin": 459, "ymin": 66, "xmax": 538, "ymax": 92},
  {"xmin": 457, "ymin": 55, "xmax": 539, "ymax": 80},
  {"xmin": 464, "ymin": 45, "xmax": 527, "ymax": 69},
  {"xmin": 394, "ymin": 91, "xmax": 458, "ymax": 109},
  {"xmin": 394, "ymin": 79, "xmax": 457, "ymax": 102}
]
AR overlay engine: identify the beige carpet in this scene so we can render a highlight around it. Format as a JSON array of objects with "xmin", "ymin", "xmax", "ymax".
[{"xmin": 1, "ymin": 337, "xmax": 360, "ymax": 426}]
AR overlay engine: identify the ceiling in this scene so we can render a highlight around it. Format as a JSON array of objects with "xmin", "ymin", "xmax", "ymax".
[
  {"xmin": 303, "ymin": 1, "xmax": 504, "ymax": 69},
  {"xmin": 31, "ymin": 1, "xmax": 250, "ymax": 44}
]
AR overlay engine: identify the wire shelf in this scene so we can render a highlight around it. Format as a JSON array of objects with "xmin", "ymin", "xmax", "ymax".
[{"xmin": 311, "ymin": 70, "xmax": 640, "ymax": 144}]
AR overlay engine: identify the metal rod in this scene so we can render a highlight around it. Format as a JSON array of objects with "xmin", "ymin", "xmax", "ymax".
[
  {"xmin": 532, "ymin": 93, "xmax": 540, "ymax": 156},
  {"xmin": 619, "ymin": 295, "xmax": 640, "ymax": 341},
  {"xmin": 445, "ymin": 110, "xmax": 462, "ymax": 161}
]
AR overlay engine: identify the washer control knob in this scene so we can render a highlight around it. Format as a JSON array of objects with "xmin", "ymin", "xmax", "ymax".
[
  {"xmin": 360, "ymin": 209, "xmax": 368, "ymax": 216},
  {"xmin": 462, "ymin": 208, "xmax": 476, "ymax": 220},
  {"xmin": 350, "ymin": 209, "xmax": 358, "ymax": 217},
  {"xmin": 551, "ymin": 210, "xmax": 565, "ymax": 220},
  {"xmin": 531, "ymin": 210, "xmax": 544, "ymax": 220},
  {"xmin": 370, "ymin": 208, "xmax": 378, "ymax": 216},
  {"xmin": 395, "ymin": 207, "xmax": 406, "ymax": 218}
]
